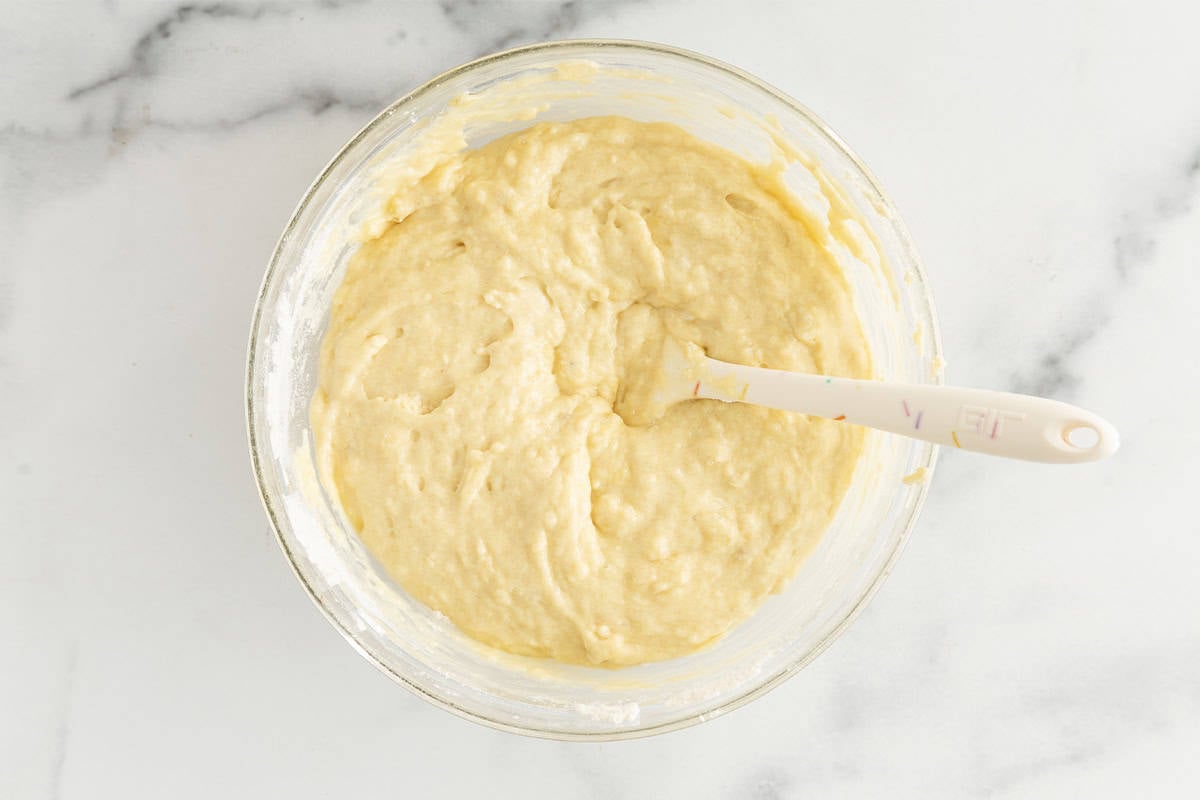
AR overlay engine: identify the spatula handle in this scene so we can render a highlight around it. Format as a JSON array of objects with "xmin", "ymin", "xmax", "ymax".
[{"xmin": 697, "ymin": 363, "xmax": 1118, "ymax": 464}]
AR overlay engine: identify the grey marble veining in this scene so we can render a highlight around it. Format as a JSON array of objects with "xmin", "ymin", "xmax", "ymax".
[
  {"xmin": 439, "ymin": 0, "xmax": 633, "ymax": 55},
  {"xmin": 61, "ymin": 4, "xmax": 405, "ymax": 136},
  {"xmin": 1012, "ymin": 143, "xmax": 1200, "ymax": 398},
  {"xmin": 22, "ymin": 1, "xmax": 627, "ymax": 142},
  {"xmin": 65, "ymin": 4, "xmax": 294, "ymax": 102},
  {"xmin": 47, "ymin": 642, "xmax": 78, "ymax": 800},
  {"xmin": 3, "ymin": 2, "xmax": 1199, "ymax": 798}
]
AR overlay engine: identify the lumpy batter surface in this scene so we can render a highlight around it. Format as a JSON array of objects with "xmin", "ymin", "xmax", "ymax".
[{"xmin": 312, "ymin": 117, "xmax": 870, "ymax": 666}]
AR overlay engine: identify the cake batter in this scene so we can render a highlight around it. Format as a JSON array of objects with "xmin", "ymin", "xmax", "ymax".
[{"xmin": 311, "ymin": 116, "xmax": 870, "ymax": 666}]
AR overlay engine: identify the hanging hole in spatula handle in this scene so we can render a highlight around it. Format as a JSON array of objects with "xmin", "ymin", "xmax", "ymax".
[
  {"xmin": 1063, "ymin": 422, "xmax": 1102, "ymax": 450},
  {"xmin": 1030, "ymin": 403, "xmax": 1120, "ymax": 463}
]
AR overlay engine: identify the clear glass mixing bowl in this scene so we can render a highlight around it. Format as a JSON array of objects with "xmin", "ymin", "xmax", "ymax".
[{"xmin": 247, "ymin": 40, "xmax": 941, "ymax": 740}]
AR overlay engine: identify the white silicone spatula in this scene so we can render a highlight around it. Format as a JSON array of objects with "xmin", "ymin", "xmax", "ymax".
[{"xmin": 652, "ymin": 340, "xmax": 1119, "ymax": 464}]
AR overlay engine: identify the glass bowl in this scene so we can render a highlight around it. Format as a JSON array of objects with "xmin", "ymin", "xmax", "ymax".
[{"xmin": 247, "ymin": 40, "xmax": 941, "ymax": 740}]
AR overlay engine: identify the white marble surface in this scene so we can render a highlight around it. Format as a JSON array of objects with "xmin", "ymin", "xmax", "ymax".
[{"xmin": 3, "ymin": 1, "xmax": 1199, "ymax": 797}]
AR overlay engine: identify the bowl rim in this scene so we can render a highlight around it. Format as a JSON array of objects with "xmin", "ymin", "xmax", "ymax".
[{"xmin": 246, "ymin": 37, "xmax": 943, "ymax": 741}]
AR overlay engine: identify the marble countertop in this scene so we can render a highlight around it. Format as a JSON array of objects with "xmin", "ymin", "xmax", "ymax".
[{"xmin": 4, "ymin": 1, "xmax": 1198, "ymax": 797}]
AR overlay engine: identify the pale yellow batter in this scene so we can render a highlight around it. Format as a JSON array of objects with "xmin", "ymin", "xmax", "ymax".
[{"xmin": 312, "ymin": 116, "xmax": 870, "ymax": 666}]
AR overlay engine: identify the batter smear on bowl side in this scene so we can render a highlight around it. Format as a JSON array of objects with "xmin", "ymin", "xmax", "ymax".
[{"xmin": 311, "ymin": 116, "xmax": 870, "ymax": 666}]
